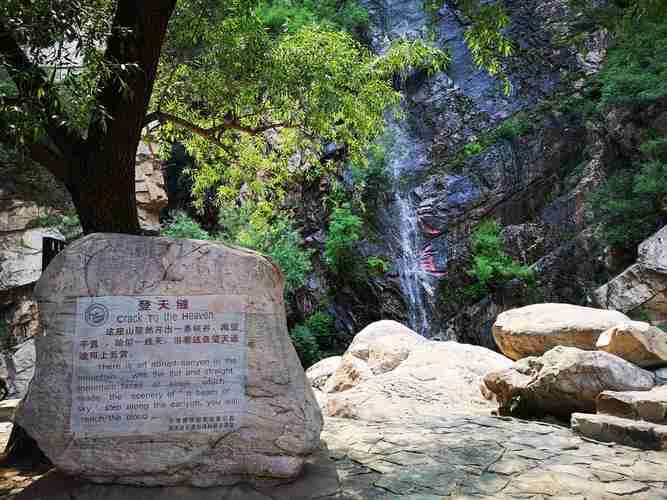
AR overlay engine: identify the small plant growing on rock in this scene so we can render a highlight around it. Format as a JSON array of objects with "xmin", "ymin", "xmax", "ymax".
[
  {"xmin": 161, "ymin": 211, "xmax": 211, "ymax": 240},
  {"xmin": 324, "ymin": 204, "xmax": 363, "ymax": 274},
  {"xmin": 464, "ymin": 220, "xmax": 535, "ymax": 301},
  {"xmin": 367, "ymin": 256, "xmax": 390, "ymax": 276}
]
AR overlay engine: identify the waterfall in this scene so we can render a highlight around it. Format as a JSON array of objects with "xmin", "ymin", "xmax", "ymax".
[
  {"xmin": 385, "ymin": 118, "xmax": 434, "ymax": 335},
  {"xmin": 369, "ymin": 0, "xmax": 435, "ymax": 335}
]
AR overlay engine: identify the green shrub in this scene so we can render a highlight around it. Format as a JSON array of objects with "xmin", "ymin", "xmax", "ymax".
[
  {"xmin": 29, "ymin": 212, "xmax": 82, "ymax": 242},
  {"xmin": 597, "ymin": 19, "xmax": 667, "ymax": 108},
  {"xmin": 219, "ymin": 207, "xmax": 313, "ymax": 296},
  {"xmin": 367, "ymin": 256, "xmax": 389, "ymax": 276},
  {"xmin": 495, "ymin": 116, "xmax": 532, "ymax": 141},
  {"xmin": 463, "ymin": 220, "xmax": 535, "ymax": 301},
  {"xmin": 463, "ymin": 142, "xmax": 484, "ymax": 157},
  {"xmin": 289, "ymin": 324, "xmax": 322, "ymax": 368},
  {"xmin": 161, "ymin": 211, "xmax": 211, "ymax": 240},
  {"xmin": 324, "ymin": 203, "xmax": 363, "ymax": 274},
  {"xmin": 591, "ymin": 139, "xmax": 667, "ymax": 251},
  {"xmin": 257, "ymin": 0, "xmax": 369, "ymax": 37},
  {"xmin": 289, "ymin": 311, "xmax": 335, "ymax": 367}
]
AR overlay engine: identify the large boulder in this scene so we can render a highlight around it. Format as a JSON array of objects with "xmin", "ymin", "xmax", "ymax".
[
  {"xmin": 596, "ymin": 321, "xmax": 667, "ymax": 368},
  {"xmin": 492, "ymin": 303, "xmax": 630, "ymax": 360},
  {"xmin": 16, "ymin": 233, "xmax": 322, "ymax": 486},
  {"xmin": 484, "ymin": 346, "xmax": 655, "ymax": 418},
  {"xmin": 326, "ymin": 341, "xmax": 513, "ymax": 421},
  {"xmin": 323, "ymin": 320, "xmax": 427, "ymax": 394},
  {"xmin": 594, "ymin": 225, "xmax": 667, "ymax": 316}
]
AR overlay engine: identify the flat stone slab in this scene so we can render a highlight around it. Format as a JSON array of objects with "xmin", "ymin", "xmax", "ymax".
[
  {"xmin": 598, "ymin": 386, "xmax": 667, "ymax": 423},
  {"xmin": 0, "ymin": 399, "xmax": 20, "ymax": 423},
  {"xmin": 4, "ymin": 415, "xmax": 667, "ymax": 499},
  {"xmin": 572, "ymin": 412, "xmax": 667, "ymax": 450}
]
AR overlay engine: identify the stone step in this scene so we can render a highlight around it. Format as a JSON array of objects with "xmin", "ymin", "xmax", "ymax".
[
  {"xmin": 597, "ymin": 386, "xmax": 667, "ymax": 423},
  {"xmin": 571, "ymin": 412, "xmax": 667, "ymax": 450},
  {"xmin": 0, "ymin": 399, "xmax": 20, "ymax": 423}
]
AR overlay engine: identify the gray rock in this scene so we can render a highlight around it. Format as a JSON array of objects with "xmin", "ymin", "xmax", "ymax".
[
  {"xmin": 654, "ymin": 367, "xmax": 667, "ymax": 385},
  {"xmin": 0, "ymin": 229, "xmax": 64, "ymax": 291},
  {"xmin": 0, "ymin": 337, "xmax": 35, "ymax": 398},
  {"xmin": 597, "ymin": 386, "xmax": 667, "ymax": 423},
  {"xmin": 484, "ymin": 346, "xmax": 655, "ymax": 418},
  {"xmin": 16, "ymin": 233, "xmax": 322, "ymax": 486},
  {"xmin": 594, "ymin": 225, "xmax": 667, "ymax": 314},
  {"xmin": 572, "ymin": 412, "xmax": 667, "ymax": 450}
]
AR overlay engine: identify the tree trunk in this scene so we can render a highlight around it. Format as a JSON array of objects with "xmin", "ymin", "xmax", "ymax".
[
  {"xmin": 73, "ymin": 0, "xmax": 176, "ymax": 235},
  {"xmin": 67, "ymin": 153, "xmax": 141, "ymax": 235}
]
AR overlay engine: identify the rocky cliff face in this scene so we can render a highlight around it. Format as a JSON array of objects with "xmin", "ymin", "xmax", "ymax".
[
  {"xmin": 293, "ymin": 0, "xmax": 665, "ymax": 347},
  {"xmin": 0, "ymin": 147, "xmax": 168, "ymax": 397}
]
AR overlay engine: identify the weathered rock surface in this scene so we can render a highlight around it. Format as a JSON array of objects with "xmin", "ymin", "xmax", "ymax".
[
  {"xmin": 655, "ymin": 367, "xmax": 667, "ymax": 385},
  {"xmin": 16, "ymin": 233, "xmax": 322, "ymax": 486},
  {"xmin": 492, "ymin": 303, "xmax": 630, "ymax": 360},
  {"xmin": 0, "ymin": 229, "xmax": 64, "ymax": 290},
  {"xmin": 305, "ymin": 356, "xmax": 341, "ymax": 390},
  {"xmin": 597, "ymin": 386, "xmax": 667, "ymax": 423},
  {"xmin": 326, "ymin": 341, "xmax": 512, "ymax": 420},
  {"xmin": 572, "ymin": 412, "xmax": 667, "ymax": 451},
  {"xmin": 323, "ymin": 320, "xmax": 427, "ymax": 394},
  {"xmin": 0, "ymin": 338, "xmax": 35, "ymax": 398},
  {"xmin": 7, "ymin": 414, "xmax": 667, "ymax": 499},
  {"xmin": 0, "ymin": 286, "xmax": 40, "ymax": 399},
  {"xmin": 596, "ymin": 321, "xmax": 667, "ymax": 368},
  {"xmin": 484, "ymin": 346, "xmax": 655, "ymax": 418},
  {"xmin": 0, "ymin": 399, "xmax": 19, "ymax": 423},
  {"xmin": 135, "ymin": 142, "xmax": 168, "ymax": 233},
  {"xmin": 595, "ymin": 225, "xmax": 667, "ymax": 315}
]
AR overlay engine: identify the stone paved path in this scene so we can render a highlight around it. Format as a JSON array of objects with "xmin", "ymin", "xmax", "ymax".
[
  {"xmin": 2, "ymin": 415, "xmax": 667, "ymax": 499},
  {"xmin": 322, "ymin": 415, "xmax": 667, "ymax": 499}
]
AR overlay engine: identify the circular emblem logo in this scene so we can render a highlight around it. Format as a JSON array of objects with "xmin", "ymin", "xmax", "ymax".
[{"xmin": 84, "ymin": 303, "xmax": 109, "ymax": 327}]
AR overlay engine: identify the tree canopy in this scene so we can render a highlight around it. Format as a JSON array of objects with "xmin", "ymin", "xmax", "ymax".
[{"xmin": 1, "ymin": 0, "xmax": 447, "ymax": 233}]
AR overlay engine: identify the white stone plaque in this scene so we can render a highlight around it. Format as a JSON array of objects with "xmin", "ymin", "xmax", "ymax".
[{"xmin": 71, "ymin": 295, "xmax": 247, "ymax": 436}]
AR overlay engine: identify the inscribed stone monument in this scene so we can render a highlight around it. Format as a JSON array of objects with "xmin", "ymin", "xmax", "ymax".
[{"xmin": 16, "ymin": 233, "xmax": 322, "ymax": 486}]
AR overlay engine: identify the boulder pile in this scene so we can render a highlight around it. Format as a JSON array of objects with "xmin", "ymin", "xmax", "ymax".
[
  {"xmin": 306, "ymin": 320, "xmax": 512, "ymax": 422},
  {"xmin": 483, "ymin": 303, "xmax": 667, "ymax": 450}
]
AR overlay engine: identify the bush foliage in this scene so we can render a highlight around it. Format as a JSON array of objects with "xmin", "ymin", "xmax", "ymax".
[
  {"xmin": 464, "ymin": 220, "xmax": 535, "ymax": 300},
  {"xmin": 591, "ymin": 138, "xmax": 667, "ymax": 251},
  {"xmin": 289, "ymin": 311, "xmax": 336, "ymax": 368},
  {"xmin": 219, "ymin": 207, "xmax": 313, "ymax": 296},
  {"xmin": 324, "ymin": 204, "xmax": 363, "ymax": 274}
]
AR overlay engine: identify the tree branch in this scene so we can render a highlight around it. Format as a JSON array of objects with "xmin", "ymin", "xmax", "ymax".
[
  {"xmin": 0, "ymin": 22, "xmax": 84, "ymax": 160},
  {"xmin": 144, "ymin": 110, "xmax": 292, "ymax": 142}
]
